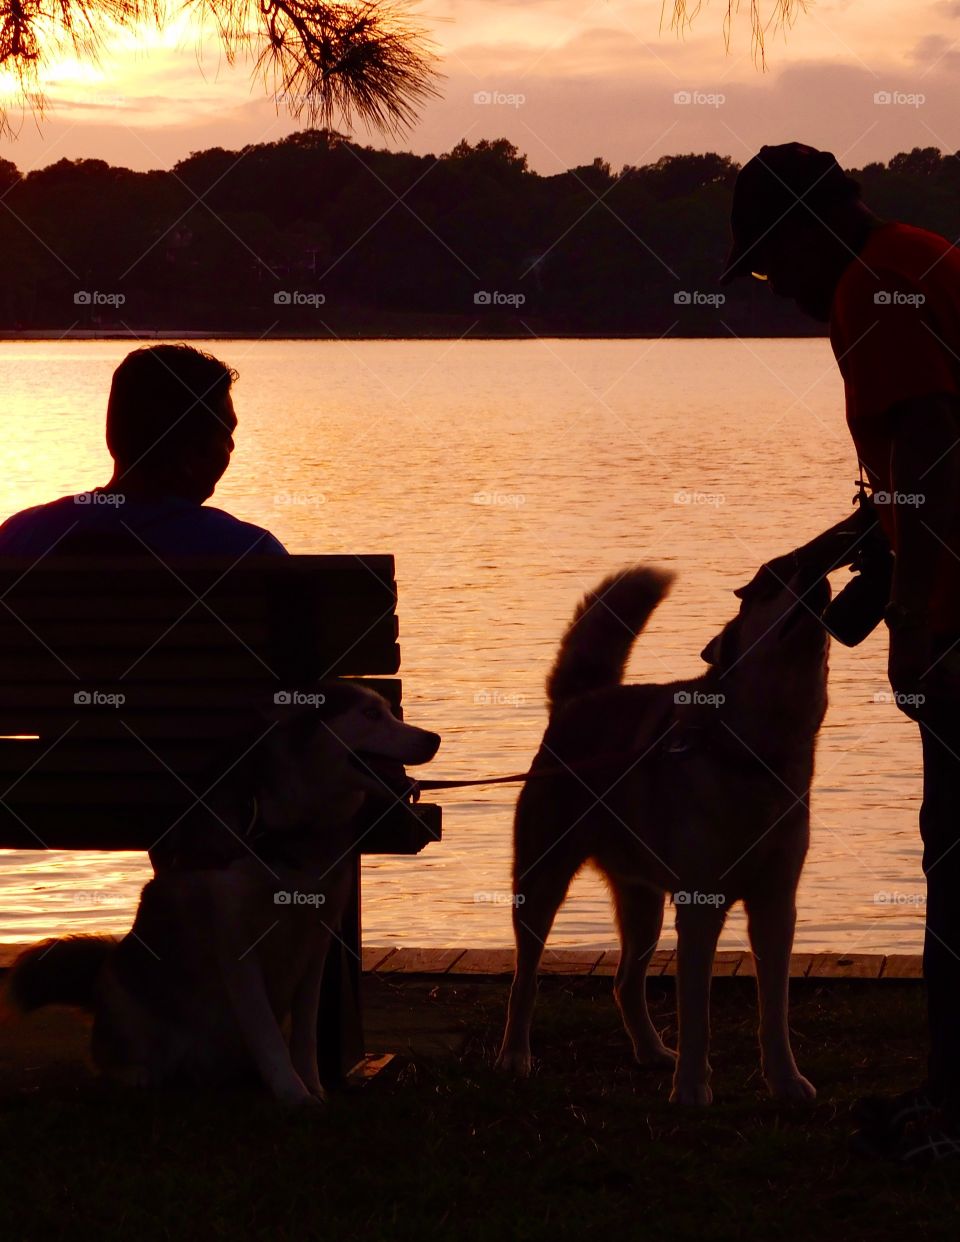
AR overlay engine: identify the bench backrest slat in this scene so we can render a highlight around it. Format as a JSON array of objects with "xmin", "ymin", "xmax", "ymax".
[{"xmin": 0, "ymin": 555, "xmax": 405, "ymax": 849}]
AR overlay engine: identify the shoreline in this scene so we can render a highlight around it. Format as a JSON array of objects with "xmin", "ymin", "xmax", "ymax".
[{"xmin": 362, "ymin": 948, "xmax": 922, "ymax": 979}]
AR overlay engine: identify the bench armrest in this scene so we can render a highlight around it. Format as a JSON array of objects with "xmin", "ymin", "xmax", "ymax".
[{"xmin": 358, "ymin": 800, "xmax": 442, "ymax": 855}]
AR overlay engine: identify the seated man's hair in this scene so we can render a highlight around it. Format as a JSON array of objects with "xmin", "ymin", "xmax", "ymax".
[{"xmin": 106, "ymin": 344, "xmax": 238, "ymax": 469}]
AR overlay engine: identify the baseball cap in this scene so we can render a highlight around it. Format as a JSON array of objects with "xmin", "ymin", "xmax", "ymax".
[{"xmin": 720, "ymin": 143, "xmax": 861, "ymax": 284}]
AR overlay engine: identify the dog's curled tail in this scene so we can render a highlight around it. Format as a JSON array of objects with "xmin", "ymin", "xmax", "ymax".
[
  {"xmin": 546, "ymin": 566, "xmax": 675, "ymax": 711},
  {"xmin": 2, "ymin": 936, "xmax": 115, "ymax": 1017}
]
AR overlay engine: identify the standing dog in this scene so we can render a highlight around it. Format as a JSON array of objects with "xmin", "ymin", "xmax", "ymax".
[
  {"xmin": 497, "ymin": 565, "xmax": 830, "ymax": 1105},
  {"xmin": 5, "ymin": 680, "xmax": 440, "ymax": 1106}
]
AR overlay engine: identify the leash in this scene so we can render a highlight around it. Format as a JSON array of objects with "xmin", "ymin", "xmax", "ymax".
[
  {"xmin": 416, "ymin": 772, "xmax": 542, "ymax": 791},
  {"xmin": 416, "ymin": 713, "xmax": 793, "ymax": 793},
  {"xmin": 415, "ymin": 725, "xmax": 682, "ymax": 791}
]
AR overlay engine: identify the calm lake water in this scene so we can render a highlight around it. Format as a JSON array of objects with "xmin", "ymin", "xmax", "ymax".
[{"xmin": 0, "ymin": 338, "xmax": 926, "ymax": 953}]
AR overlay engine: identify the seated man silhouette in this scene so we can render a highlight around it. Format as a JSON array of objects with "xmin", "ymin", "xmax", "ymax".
[{"xmin": 0, "ymin": 344, "xmax": 286, "ymax": 557}]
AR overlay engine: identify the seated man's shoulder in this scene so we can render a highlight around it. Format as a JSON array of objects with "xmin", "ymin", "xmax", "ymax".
[
  {"xmin": 0, "ymin": 494, "xmax": 287, "ymax": 558},
  {"xmin": 188, "ymin": 504, "xmax": 288, "ymax": 556},
  {"xmin": 0, "ymin": 495, "xmax": 83, "ymax": 555}
]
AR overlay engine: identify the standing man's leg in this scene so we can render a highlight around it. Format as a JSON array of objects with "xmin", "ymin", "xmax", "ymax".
[
  {"xmin": 852, "ymin": 701, "xmax": 960, "ymax": 1156},
  {"xmin": 918, "ymin": 711, "xmax": 960, "ymax": 1120}
]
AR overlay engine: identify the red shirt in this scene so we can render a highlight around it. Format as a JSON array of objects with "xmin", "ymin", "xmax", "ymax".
[{"xmin": 829, "ymin": 221, "xmax": 960, "ymax": 632}]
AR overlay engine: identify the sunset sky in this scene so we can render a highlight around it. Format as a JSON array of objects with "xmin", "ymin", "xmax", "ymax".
[{"xmin": 1, "ymin": 0, "xmax": 958, "ymax": 174}]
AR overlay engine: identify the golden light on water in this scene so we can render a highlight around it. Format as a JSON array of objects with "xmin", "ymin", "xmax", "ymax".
[{"xmin": 0, "ymin": 338, "xmax": 927, "ymax": 951}]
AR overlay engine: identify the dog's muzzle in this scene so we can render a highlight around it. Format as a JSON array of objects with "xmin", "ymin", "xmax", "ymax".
[{"xmin": 351, "ymin": 753, "xmax": 422, "ymax": 801}]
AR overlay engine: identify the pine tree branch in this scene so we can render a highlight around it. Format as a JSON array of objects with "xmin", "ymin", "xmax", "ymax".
[
  {"xmin": 0, "ymin": 0, "xmax": 439, "ymax": 138},
  {"xmin": 663, "ymin": 0, "xmax": 807, "ymax": 66}
]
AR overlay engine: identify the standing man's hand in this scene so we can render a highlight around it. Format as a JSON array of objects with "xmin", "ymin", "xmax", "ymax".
[
  {"xmin": 734, "ymin": 507, "xmax": 874, "ymax": 604},
  {"xmin": 734, "ymin": 550, "xmax": 801, "ymax": 601}
]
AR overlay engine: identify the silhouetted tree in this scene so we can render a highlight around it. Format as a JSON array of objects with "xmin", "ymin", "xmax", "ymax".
[
  {"xmin": 0, "ymin": 0, "xmax": 438, "ymax": 138},
  {"xmin": 631, "ymin": 153, "xmax": 738, "ymax": 201},
  {"xmin": 2, "ymin": 135, "xmax": 959, "ymax": 336},
  {"xmin": 443, "ymin": 139, "xmax": 529, "ymax": 177},
  {"xmin": 888, "ymin": 148, "xmax": 945, "ymax": 180}
]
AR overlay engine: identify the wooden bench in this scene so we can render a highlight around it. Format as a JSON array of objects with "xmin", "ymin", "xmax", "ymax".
[{"xmin": 0, "ymin": 552, "xmax": 441, "ymax": 1085}]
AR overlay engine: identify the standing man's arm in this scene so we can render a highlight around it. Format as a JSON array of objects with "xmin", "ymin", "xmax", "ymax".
[
  {"xmin": 735, "ymin": 503, "xmax": 878, "ymax": 601},
  {"xmin": 795, "ymin": 504, "xmax": 882, "ymax": 573}
]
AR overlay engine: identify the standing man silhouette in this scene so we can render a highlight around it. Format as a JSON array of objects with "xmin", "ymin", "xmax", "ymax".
[{"xmin": 723, "ymin": 143, "xmax": 960, "ymax": 1164}]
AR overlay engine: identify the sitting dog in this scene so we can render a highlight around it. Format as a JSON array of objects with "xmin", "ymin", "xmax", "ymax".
[
  {"xmin": 497, "ymin": 564, "xmax": 830, "ymax": 1105},
  {"xmin": 5, "ymin": 680, "xmax": 440, "ymax": 1106}
]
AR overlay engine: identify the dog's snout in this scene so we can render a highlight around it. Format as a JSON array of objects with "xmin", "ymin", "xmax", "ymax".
[{"xmin": 414, "ymin": 730, "xmax": 441, "ymax": 763}]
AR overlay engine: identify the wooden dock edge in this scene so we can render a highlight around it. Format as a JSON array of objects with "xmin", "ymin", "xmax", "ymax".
[
  {"xmin": 0, "ymin": 944, "xmax": 924, "ymax": 980},
  {"xmin": 355, "ymin": 948, "xmax": 923, "ymax": 981}
]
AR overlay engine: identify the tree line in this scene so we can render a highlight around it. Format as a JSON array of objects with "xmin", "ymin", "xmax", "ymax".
[{"xmin": 1, "ymin": 134, "xmax": 958, "ymax": 336}]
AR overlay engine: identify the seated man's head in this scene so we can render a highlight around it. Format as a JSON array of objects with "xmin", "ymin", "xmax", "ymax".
[
  {"xmin": 721, "ymin": 143, "xmax": 878, "ymax": 321},
  {"xmin": 106, "ymin": 345, "xmax": 238, "ymax": 502}
]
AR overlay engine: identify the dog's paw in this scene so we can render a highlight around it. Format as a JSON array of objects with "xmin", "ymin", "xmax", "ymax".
[
  {"xmin": 496, "ymin": 1048, "xmax": 532, "ymax": 1078},
  {"xmin": 670, "ymin": 1081, "xmax": 713, "ymax": 1106},
  {"xmin": 767, "ymin": 1074, "xmax": 817, "ymax": 1104},
  {"xmin": 289, "ymin": 1092, "xmax": 325, "ymax": 1111},
  {"xmin": 633, "ymin": 1040, "xmax": 677, "ymax": 1070},
  {"xmin": 275, "ymin": 1083, "xmax": 323, "ymax": 1109}
]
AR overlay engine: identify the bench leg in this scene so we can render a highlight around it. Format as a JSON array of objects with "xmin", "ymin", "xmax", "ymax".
[{"xmin": 317, "ymin": 854, "xmax": 365, "ymax": 1087}]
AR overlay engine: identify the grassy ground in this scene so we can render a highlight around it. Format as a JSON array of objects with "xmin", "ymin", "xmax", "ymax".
[{"xmin": 0, "ymin": 974, "xmax": 956, "ymax": 1241}]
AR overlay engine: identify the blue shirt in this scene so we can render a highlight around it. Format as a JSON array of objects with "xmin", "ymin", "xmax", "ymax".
[{"xmin": 0, "ymin": 492, "xmax": 288, "ymax": 558}]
